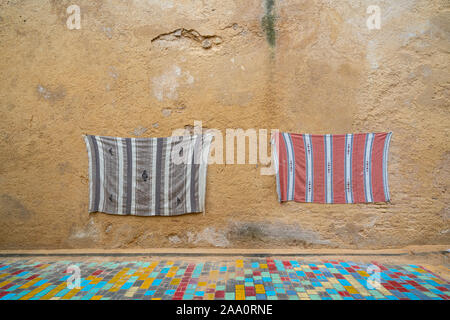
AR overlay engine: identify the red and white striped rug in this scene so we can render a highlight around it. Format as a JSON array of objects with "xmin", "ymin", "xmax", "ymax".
[{"xmin": 272, "ymin": 132, "xmax": 393, "ymax": 203}]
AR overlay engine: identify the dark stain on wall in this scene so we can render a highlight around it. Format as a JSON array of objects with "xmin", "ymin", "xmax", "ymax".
[
  {"xmin": 261, "ymin": 0, "xmax": 276, "ymax": 47},
  {"xmin": 0, "ymin": 194, "xmax": 33, "ymax": 219}
]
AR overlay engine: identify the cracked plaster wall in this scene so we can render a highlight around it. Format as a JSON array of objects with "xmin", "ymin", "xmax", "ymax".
[{"xmin": 0, "ymin": 0, "xmax": 449, "ymax": 250}]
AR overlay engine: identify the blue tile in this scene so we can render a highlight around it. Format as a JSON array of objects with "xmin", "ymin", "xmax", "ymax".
[
  {"xmin": 144, "ymin": 290, "xmax": 156, "ymax": 296},
  {"xmin": 152, "ymin": 279, "xmax": 162, "ymax": 286}
]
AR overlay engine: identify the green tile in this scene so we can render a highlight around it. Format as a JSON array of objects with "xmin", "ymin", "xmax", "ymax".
[{"xmin": 225, "ymin": 293, "xmax": 235, "ymax": 300}]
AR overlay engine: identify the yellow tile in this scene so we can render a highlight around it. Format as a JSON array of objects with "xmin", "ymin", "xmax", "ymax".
[
  {"xmin": 41, "ymin": 283, "xmax": 67, "ymax": 300},
  {"xmin": 20, "ymin": 278, "xmax": 41, "ymax": 289},
  {"xmin": 205, "ymin": 293, "xmax": 215, "ymax": 300},
  {"xmin": 61, "ymin": 287, "xmax": 81, "ymax": 299},
  {"xmin": 20, "ymin": 283, "xmax": 51, "ymax": 300},
  {"xmin": 235, "ymin": 284, "xmax": 244, "ymax": 290},
  {"xmin": 357, "ymin": 271, "xmax": 369, "ymax": 277},
  {"xmin": 345, "ymin": 286, "xmax": 358, "ymax": 295},
  {"xmin": 236, "ymin": 292, "xmax": 245, "ymax": 300},
  {"xmin": 91, "ymin": 295, "xmax": 103, "ymax": 300},
  {"xmin": 255, "ymin": 284, "xmax": 265, "ymax": 294},
  {"xmin": 152, "ymin": 298, "xmax": 161, "ymax": 300},
  {"xmin": 0, "ymin": 273, "xmax": 9, "ymax": 279},
  {"xmin": 166, "ymin": 272, "xmax": 176, "ymax": 278},
  {"xmin": 208, "ymin": 283, "xmax": 216, "ymax": 289},
  {"xmin": 198, "ymin": 282, "xmax": 207, "ymax": 287},
  {"xmin": 141, "ymin": 278, "xmax": 155, "ymax": 289},
  {"xmin": 260, "ymin": 264, "xmax": 267, "ymax": 269},
  {"xmin": 0, "ymin": 280, "xmax": 11, "ymax": 287},
  {"xmin": 170, "ymin": 278, "xmax": 181, "ymax": 285}
]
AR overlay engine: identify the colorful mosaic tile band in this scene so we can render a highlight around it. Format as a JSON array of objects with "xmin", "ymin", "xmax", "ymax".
[{"xmin": 0, "ymin": 259, "xmax": 448, "ymax": 300}]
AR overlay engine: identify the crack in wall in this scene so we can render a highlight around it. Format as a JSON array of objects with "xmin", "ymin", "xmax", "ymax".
[{"xmin": 151, "ymin": 28, "xmax": 222, "ymax": 49}]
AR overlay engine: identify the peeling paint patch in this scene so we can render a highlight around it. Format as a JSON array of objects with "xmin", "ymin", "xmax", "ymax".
[
  {"xmin": 36, "ymin": 85, "xmax": 66, "ymax": 101},
  {"xmin": 146, "ymin": 0, "xmax": 174, "ymax": 10},
  {"xmin": 366, "ymin": 40, "xmax": 379, "ymax": 70},
  {"xmin": 103, "ymin": 26, "xmax": 113, "ymax": 39},
  {"xmin": 151, "ymin": 65, "xmax": 194, "ymax": 101},
  {"xmin": 130, "ymin": 126, "xmax": 148, "ymax": 136},
  {"xmin": 168, "ymin": 235, "xmax": 182, "ymax": 244},
  {"xmin": 108, "ymin": 66, "xmax": 118, "ymax": 79},
  {"xmin": 67, "ymin": 218, "xmax": 100, "ymax": 246},
  {"xmin": 187, "ymin": 227, "xmax": 230, "ymax": 247}
]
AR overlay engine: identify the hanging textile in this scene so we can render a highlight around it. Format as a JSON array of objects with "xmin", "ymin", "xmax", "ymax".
[
  {"xmin": 83, "ymin": 133, "xmax": 213, "ymax": 216},
  {"xmin": 272, "ymin": 132, "xmax": 392, "ymax": 203}
]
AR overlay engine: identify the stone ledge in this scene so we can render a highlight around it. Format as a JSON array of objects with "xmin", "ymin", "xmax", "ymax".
[{"xmin": 0, "ymin": 245, "xmax": 448, "ymax": 257}]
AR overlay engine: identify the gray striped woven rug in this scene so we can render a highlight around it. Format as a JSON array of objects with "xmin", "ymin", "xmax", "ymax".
[{"xmin": 83, "ymin": 134, "xmax": 213, "ymax": 216}]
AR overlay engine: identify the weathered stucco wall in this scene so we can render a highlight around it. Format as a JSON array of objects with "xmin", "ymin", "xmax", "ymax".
[{"xmin": 0, "ymin": 0, "xmax": 449, "ymax": 250}]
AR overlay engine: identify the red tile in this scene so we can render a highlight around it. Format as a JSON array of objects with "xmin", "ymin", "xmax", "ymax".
[
  {"xmin": 1, "ymin": 283, "xmax": 14, "ymax": 290},
  {"xmin": 245, "ymin": 287, "xmax": 255, "ymax": 296},
  {"xmin": 339, "ymin": 291, "xmax": 351, "ymax": 297},
  {"xmin": 215, "ymin": 291, "xmax": 225, "ymax": 298},
  {"xmin": 11, "ymin": 269, "xmax": 25, "ymax": 276}
]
